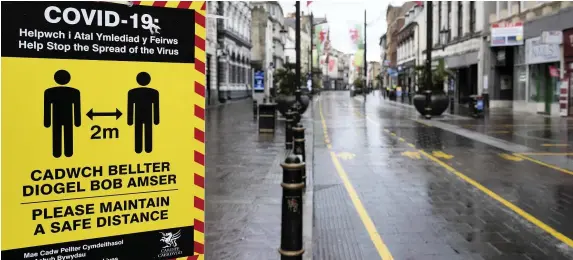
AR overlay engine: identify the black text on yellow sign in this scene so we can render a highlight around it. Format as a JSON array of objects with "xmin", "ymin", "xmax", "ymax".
[{"xmin": 1, "ymin": 1, "xmax": 204, "ymax": 259}]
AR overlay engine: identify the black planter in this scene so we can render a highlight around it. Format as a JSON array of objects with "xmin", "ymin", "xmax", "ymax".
[
  {"xmin": 276, "ymin": 94, "xmax": 310, "ymax": 117},
  {"xmin": 413, "ymin": 91, "xmax": 449, "ymax": 116}
]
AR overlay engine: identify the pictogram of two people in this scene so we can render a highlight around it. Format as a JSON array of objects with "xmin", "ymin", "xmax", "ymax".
[{"xmin": 44, "ymin": 70, "xmax": 159, "ymax": 158}]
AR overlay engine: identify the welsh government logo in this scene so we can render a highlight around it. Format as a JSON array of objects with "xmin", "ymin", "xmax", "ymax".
[{"xmin": 160, "ymin": 230, "xmax": 181, "ymax": 249}]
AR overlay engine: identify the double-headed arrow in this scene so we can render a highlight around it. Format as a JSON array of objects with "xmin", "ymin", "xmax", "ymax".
[{"xmin": 86, "ymin": 108, "xmax": 123, "ymax": 120}]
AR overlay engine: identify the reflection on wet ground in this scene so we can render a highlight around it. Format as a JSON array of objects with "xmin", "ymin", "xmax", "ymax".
[{"xmin": 312, "ymin": 91, "xmax": 573, "ymax": 259}]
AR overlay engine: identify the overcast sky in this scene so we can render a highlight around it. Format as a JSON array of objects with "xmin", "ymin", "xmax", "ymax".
[{"xmin": 279, "ymin": 0, "xmax": 406, "ymax": 62}]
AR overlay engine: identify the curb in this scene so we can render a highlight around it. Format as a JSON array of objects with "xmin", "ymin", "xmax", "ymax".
[{"xmin": 303, "ymin": 98, "xmax": 314, "ymax": 260}]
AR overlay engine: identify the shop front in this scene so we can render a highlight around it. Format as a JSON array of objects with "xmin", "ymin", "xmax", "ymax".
[
  {"xmin": 490, "ymin": 22, "xmax": 524, "ymax": 108},
  {"xmin": 525, "ymin": 36, "xmax": 561, "ymax": 115},
  {"xmin": 564, "ymin": 28, "xmax": 573, "ymax": 115},
  {"xmin": 445, "ymin": 52, "xmax": 479, "ymax": 104}
]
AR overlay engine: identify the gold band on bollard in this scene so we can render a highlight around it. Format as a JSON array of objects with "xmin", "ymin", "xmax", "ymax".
[
  {"xmin": 294, "ymin": 138, "xmax": 305, "ymax": 142},
  {"xmin": 259, "ymin": 129, "xmax": 275, "ymax": 133},
  {"xmin": 259, "ymin": 114, "xmax": 275, "ymax": 118},
  {"xmin": 281, "ymin": 182, "xmax": 305, "ymax": 189},
  {"xmin": 280, "ymin": 162, "xmax": 306, "ymax": 169},
  {"xmin": 278, "ymin": 248, "xmax": 305, "ymax": 256}
]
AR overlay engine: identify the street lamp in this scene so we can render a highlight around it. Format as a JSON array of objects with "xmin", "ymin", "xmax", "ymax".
[{"xmin": 216, "ymin": 48, "xmax": 229, "ymax": 103}]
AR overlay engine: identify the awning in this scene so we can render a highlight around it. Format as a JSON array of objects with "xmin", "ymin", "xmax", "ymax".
[{"xmin": 445, "ymin": 51, "xmax": 479, "ymax": 69}]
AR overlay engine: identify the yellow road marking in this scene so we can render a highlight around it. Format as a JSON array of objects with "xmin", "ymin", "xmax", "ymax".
[
  {"xmin": 499, "ymin": 153, "xmax": 524, "ymax": 162},
  {"xmin": 337, "ymin": 152, "xmax": 356, "ymax": 160},
  {"xmin": 432, "ymin": 151, "xmax": 454, "ymax": 159},
  {"xmin": 513, "ymin": 154, "xmax": 573, "ymax": 176},
  {"xmin": 418, "ymin": 150, "xmax": 573, "ymax": 248},
  {"xmin": 398, "ymin": 138, "xmax": 405, "ymax": 142},
  {"xmin": 390, "ymin": 133, "xmax": 397, "ymax": 136},
  {"xmin": 542, "ymin": 144, "xmax": 569, "ymax": 147},
  {"xmin": 365, "ymin": 115, "xmax": 573, "ymax": 249},
  {"xmin": 320, "ymin": 100, "xmax": 393, "ymax": 260},
  {"xmin": 407, "ymin": 143, "xmax": 416, "ymax": 148},
  {"xmin": 401, "ymin": 151, "xmax": 421, "ymax": 160}
]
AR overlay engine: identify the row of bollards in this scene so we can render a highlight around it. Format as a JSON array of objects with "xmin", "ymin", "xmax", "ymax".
[{"xmin": 279, "ymin": 102, "xmax": 306, "ymax": 260}]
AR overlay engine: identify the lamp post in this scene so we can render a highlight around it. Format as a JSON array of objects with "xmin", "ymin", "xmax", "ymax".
[
  {"xmin": 216, "ymin": 49, "xmax": 229, "ymax": 103},
  {"xmin": 424, "ymin": 1, "xmax": 433, "ymax": 119}
]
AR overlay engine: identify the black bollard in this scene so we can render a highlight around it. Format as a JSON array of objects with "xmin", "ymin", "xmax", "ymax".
[
  {"xmin": 253, "ymin": 100, "xmax": 258, "ymax": 119},
  {"xmin": 292, "ymin": 123, "xmax": 306, "ymax": 185},
  {"xmin": 285, "ymin": 109, "xmax": 294, "ymax": 150},
  {"xmin": 258, "ymin": 103, "xmax": 277, "ymax": 133},
  {"xmin": 424, "ymin": 90, "xmax": 432, "ymax": 120},
  {"xmin": 291, "ymin": 105, "xmax": 301, "ymax": 126},
  {"xmin": 279, "ymin": 155, "xmax": 305, "ymax": 260}
]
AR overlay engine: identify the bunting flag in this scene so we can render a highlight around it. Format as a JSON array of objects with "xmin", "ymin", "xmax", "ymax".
[{"xmin": 307, "ymin": 1, "xmax": 313, "ymax": 7}]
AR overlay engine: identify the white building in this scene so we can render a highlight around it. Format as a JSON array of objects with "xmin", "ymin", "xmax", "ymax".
[
  {"xmin": 284, "ymin": 17, "xmax": 311, "ymax": 73},
  {"xmin": 428, "ymin": 1, "xmax": 492, "ymax": 105},
  {"xmin": 396, "ymin": 4, "xmax": 425, "ymax": 92},
  {"xmin": 206, "ymin": 2, "xmax": 218, "ymax": 106},
  {"xmin": 215, "ymin": 1, "xmax": 253, "ymax": 102},
  {"xmin": 252, "ymin": 1, "xmax": 286, "ymax": 69}
]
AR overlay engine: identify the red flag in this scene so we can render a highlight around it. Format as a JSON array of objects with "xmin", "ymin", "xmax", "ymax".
[
  {"xmin": 415, "ymin": 1, "xmax": 423, "ymax": 6},
  {"xmin": 307, "ymin": 1, "xmax": 313, "ymax": 7}
]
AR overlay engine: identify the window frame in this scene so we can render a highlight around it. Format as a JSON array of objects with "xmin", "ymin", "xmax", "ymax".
[
  {"xmin": 457, "ymin": 1, "xmax": 463, "ymax": 38},
  {"xmin": 469, "ymin": 1, "xmax": 476, "ymax": 33}
]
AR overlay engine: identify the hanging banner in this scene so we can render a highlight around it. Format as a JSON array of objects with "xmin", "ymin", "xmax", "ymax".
[
  {"xmin": 353, "ymin": 49, "xmax": 364, "ymax": 67},
  {"xmin": 349, "ymin": 24, "xmax": 363, "ymax": 51},
  {"xmin": 314, "ymin": 24, "xmax": 329, "ymax": 53},
  {"xmin": 1, "ymin": 1, "xmax": 206, "ymax": 260}
]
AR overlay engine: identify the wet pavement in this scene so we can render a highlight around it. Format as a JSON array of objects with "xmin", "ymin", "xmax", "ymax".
[
  {"xmin": 313, "ymin": 91, "xmax": 573, "ymax": 259},
  {"xmin": 205, "ymin": 100, "xmax": 313, "ymax": 260}
]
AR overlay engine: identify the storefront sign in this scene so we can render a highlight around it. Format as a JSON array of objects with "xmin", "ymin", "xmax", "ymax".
[
  {"xmin": 1, "ymin": 1, "xmax": 205, "ymax": 259},
  {"xmin": 491, "ymin": 22, "xmax": 524, "ymax": 47},
  {"xmin": 525, "ymin": 37, "xmax": 560, "ymax": 65},
  {"xmin": 254, "ymin": 71, "xmax": 265, "ymax": 91},
  {"xmin": 541, "ymin": 31, "xmax": 563, "ymax": 45}
]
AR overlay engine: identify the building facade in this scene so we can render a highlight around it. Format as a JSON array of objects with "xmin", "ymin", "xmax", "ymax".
[
  {"xmin": 385, "ymin": 2, "xmax": 416, "ymax": 87},
  {"xmin": 489, "ymin": 1, "xmax": 573, "ymax": 115},
  {"xmin": 284, "ymin": 16, "xmax": 311, "ymax": 74},
  {"xmin": 216, "ymin": 1, "xmax": 253, "ymax": 102},
  {"xmin": 396, "ymin": 3, "xmax": 425, "ymax": 94},
  {"xmin": 367, "ymin": 61, "xmax": 382, "ymax": 89},
  {"xmin": 427, "ymin": 1, "xmax": 493, "ymax": 105},
  {"xmin": 250, "ymin": 1, "xmax": 286, "ymax": 100},
  {"xmin": 206, "ymin": 2, "xmax": 218, "ymax": 106}
]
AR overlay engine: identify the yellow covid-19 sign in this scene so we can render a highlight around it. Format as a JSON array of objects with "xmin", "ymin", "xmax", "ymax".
[{"xmin": 1, "ymin": 1, "xmax": 206, "ymax": 259}]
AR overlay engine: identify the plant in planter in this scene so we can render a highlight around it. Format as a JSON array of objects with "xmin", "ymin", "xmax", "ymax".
[
  {"xmin": 349, "ymin": 78, "xmax": 364, "ymax": 97},
  {"xmin": 274, "ymin": 64, "xmax": 311, "ymax": 116},
  {"xmin": 413, "ymin": 58, "xmax": 454, "ymax": 116}
]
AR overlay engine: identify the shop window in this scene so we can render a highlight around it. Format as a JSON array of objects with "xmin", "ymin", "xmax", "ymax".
[
  {"xmin": 513, "ymin": 66, "xmax": 527, "ymax": 101},
  {"xmin": 457, "ymin": 2, "xmax": 463, "ymax": 38},
  {"xmin": 469, "ymin": 1, "xmax": 476, "ymax": 33}
]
